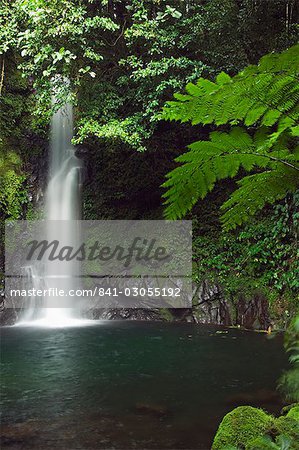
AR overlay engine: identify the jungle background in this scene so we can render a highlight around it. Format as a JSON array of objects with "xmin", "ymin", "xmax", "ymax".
[{"xmin": 0, "ymin": 0, "xmax": 298, "ymax": 328}]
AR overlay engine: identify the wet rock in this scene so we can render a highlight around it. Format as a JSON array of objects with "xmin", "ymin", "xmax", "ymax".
[
  {"xmin": 236, "ymin": 292, "xmax": 271, "ymax": 330},
  {"xmin": 90, "ymin": 308, "xmax": 164, "ymax": 321},
  {"xmin": 169, "ymin": 308, "xmax": 196, "ymax": 322},
  {"xmin": 193, "ymin": 280, "xmax": 232, "ymax": 326},
  {"xmin": 0, "ymin": 307, "xmax": 19, "ymax": 326}
]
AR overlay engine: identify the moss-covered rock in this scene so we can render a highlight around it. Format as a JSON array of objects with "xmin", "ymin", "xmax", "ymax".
[
  {"xmin": 268, "ymin": 415, "xmax": 299, "ymax": 448},
  {"xmin": 212, "ymin": 406, "xmax": 273, "ymax": 450},
  {"xmin": 246, "ymin": 435, "xmax": 278, "ymax": 450},
  {"xmin": 274, "ymin": 415, "xmax": 299, "ymax": 436},
  {"xmin": 286, "ymin": 406, "xmax": 299, "ymax": 422},
  {"xmin": 281, "ymin": 403, "xmax": 299, "ymax": 416},
  {"xmin": 247, "ymin": 433, "xmax": 298, "ymax": 449},
  {"xmin": 222, "ymin": 406, "xmax": 299, "ymax": 450}
]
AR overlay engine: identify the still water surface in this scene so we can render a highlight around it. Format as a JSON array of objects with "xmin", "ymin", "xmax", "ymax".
[{"xmin": 0, "ymin": 322, "xmax": 288, "ymax": 449}]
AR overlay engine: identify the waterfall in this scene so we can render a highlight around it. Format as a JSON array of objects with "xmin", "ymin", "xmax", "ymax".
[
  {"xmin": 42, "ymin": 101, "xmax": 82, "ymax": 324},
  {"xmin": 17, "ymin": 99, "xmax": 91, "ymax": 327}
]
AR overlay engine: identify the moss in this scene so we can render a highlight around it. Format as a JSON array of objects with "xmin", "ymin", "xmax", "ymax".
[
  {"xmin": 212, "ymin": 406, "xmax": 273, "ymax": 450},
  {"xmin": 271, "ymin": 416, "xmax": 299, "ymax": 442},
  {"xmin": 246, "ymin": 435, "xmax": 277, "ymax": 449},
  {"xmin": 0, "ymin": 170, "xmax": 28, "ymax": 219},
  {"xmin": 247, "ymin": 433, "xmax": 299, "ymax": 449},
  {"xmin": 286, "ymin": 406, "xmax": 299, "ymax": 422}
]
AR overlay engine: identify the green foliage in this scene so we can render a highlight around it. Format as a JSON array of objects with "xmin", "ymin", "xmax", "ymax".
[
  {"xmin": 0, "ymin": 1, "xmax": 19, "ymax": 55},
  {"xmin": 249, "ymin": 415, "xmax": 299, "ymax": 449},
  {"xmin": 14, "ymin": 1, "xmax": 116, "ymax": 79},
  {"xmin": 212, "ymin": 406, "xmax": 273, "ymax": 450},
  {"xmin": 1, "ymin": 0, "xmax": 297, "ymax": 150},
  {"xmin": 0, "ymin": 169, "xmax": 27, "ymax": 219},
  {"xmin": 280, "ymin": 318, "xmax": 299, "ymax": 402},
  {"xmin": 193, "ymin": 194, "xmax": 299, "ymax": 313},
  {"xmin": 287, "ymin": 406, "xmax": 299, "ymax": 421},
  {"xmin": 273, "ymin": 415, "xmax": 299, "ymax": 443},
  {"xmin": 213, "ymin": 405, "xmax": 299, "ymax": 450},
  {"xmin": 0, "ymin": 54, "xmax": 41, "ymax": 220},
  {"xmin": 247, "ymin": 434, "xmax": 295, "ymax": 450},
  {"xmin": 0, "ymin": 150, "xmax": 21, "ymax": 176},
  {"xmin": 163, "ymin": 45, "xmax": 299, "ymax": 127},
  {"xmin": 162, "ymin": 45, "xmax": 299, "ymax": 229},
  {"xmin": 74, "ymin": 116, "xmax": 149, "ymax": 152}
]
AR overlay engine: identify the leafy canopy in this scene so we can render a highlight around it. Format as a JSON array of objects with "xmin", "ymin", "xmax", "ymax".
[
  {"xmin": 2, "ymin": 0, "xmax": 297, "ymax": 151},
  {"xmin": 162, "ymin": 45, "xmax": 299, "ymax": 230}
]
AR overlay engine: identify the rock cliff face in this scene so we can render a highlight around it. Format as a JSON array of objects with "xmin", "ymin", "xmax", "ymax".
[
  {"xmin": 191, "ymin": 280, "xmax": 271, "ymax": 330},
  {"xmin": 235, "ymin": 293, "xmax": 272, "ymax": 330},
  {"xmin": 92, "ymin": 308, "xmax": 163, "ymax": 321},
  {"xmin": 0, "ymin": 279, "xmax": 272, "ymax": 329},
  {"xmin": 81, "ymin": 279, "xmax": 271, "ymax": 330},
  {"xmin": 0, "ymin": 305, "xmax": 19, "ymax": 326},
  {"xmin": 192, "ymin": 280, "xmax": 232, "ymax": 325}
]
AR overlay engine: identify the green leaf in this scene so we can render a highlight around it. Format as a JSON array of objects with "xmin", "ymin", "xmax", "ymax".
[
  {"xmin": 162, "ymin": 45, "xmax": 299, "ymax": 228},
  {"xmin": 216, "ymin": 72, "xmax": 231, "ymax": 85}
]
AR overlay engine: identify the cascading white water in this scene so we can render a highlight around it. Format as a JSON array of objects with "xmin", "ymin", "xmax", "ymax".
[
  {"xmin": 42, "ymin": 101, "xmax": 82, "ymax": 324},
  {"xmin": 17, "ymin": 99, "xmax": 91, "ymax": 327}
]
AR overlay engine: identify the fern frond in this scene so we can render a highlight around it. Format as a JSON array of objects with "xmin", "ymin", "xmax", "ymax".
[
  {"xmin": 162, "ymin": 127, "xmax": 287, "ymax": 220},
  {"xmin": 221, "ymin": 167, "xmax": 299, "ymax": 230},
  {"xmin": 162, "ymin": 45, "xmax": 299, "ymax": 228},
  {"xmin": 162, "ymin": 44, "xmax": 299, "ymax": 130}
]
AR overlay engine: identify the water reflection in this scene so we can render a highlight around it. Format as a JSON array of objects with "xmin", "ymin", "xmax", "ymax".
[{"xmin": 0, "ymin": 322, "xmax": 288, "ymax": 449}]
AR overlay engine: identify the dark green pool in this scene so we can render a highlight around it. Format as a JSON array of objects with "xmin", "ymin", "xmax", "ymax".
[{"xmin": 0, "ymin": 322, "xmax": 288, "ymax": 449}]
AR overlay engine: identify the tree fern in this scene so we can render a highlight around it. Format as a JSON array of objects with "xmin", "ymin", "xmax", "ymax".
[
  {"xmin": 220, "ymin": 166, "xmax": 298, "ymax": 229},
  {"xmin": 162, "ymin": 45, "xmax": 299, "ymax": 229},
  {"xmin": 163, "ymin": 45, "xmax": 299, "ymax": 129}
]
